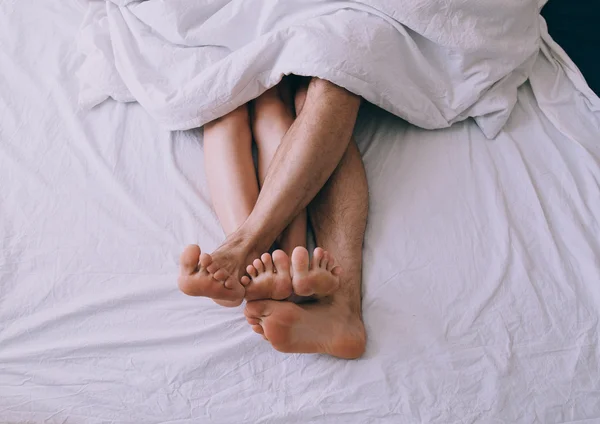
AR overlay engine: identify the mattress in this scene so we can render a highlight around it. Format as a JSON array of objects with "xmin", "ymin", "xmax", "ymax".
[{"xmin": 1, "ymin": 1, "xmax": 600, "ymax": 423}]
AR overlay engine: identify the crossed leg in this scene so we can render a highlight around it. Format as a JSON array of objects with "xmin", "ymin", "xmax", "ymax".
[
  {"xmin": 245, "ymin": 83, "xmax": 368, "ymax": 359},
  {"xmin": 179, "ymin": 78, "xmax": 361, "ymax": 306},
  {"xmin": 245, "ymin": 80, "xmax": 342, "ymax": 301},
  {"xmin": 252, "ymin": 81, "xmax": 308, "ymax": 255}
]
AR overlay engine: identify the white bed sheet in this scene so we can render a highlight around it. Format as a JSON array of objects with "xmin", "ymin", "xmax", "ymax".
[{"xmin": 1, "ymin": 1, "xmax": 600, "ymax": 423}]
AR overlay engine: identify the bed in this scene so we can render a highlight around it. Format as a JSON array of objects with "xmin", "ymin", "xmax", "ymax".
[{"xmin": 1, "ymin": 1, "xmax": 600, "ymax": 423}]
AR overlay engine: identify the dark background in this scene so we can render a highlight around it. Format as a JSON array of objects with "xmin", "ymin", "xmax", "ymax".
[{"xmin": 542, "ymin": 0, "xmax": 600, "ymax": 95}]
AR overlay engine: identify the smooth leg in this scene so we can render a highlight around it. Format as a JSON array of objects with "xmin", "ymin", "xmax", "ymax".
[
  {"xmin": 179, "ymin": 105, "xmax": 259, "ymax": 306},
  {"xmin": 203, "ymin": 105, "xmax": 258, "ymax": 235}
]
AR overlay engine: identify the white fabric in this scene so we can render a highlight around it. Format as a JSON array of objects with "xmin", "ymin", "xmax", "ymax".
[
  {"xmin": 2, "ymin": 1, "xmax": 600, "ymax": 423},
  {"xmin": 77, "ymin": 0, "xmax": 541, "ymax": 138}
]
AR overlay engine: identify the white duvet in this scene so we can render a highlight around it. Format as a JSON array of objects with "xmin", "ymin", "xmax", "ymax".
[{"xmin": 79, "ymin": 0, "xmax": 541, "ymax": 138}]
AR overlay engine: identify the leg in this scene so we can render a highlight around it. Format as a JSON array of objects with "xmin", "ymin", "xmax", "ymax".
[
  {"xmin": 245, "ymin": 137, "xmax": 369, "ymax": 358},
  {"xmin": 204, "ymin": 105, "xmax": 258, "ymax": 235},
  {"xmin": 242, "ymin": 78, "xmax": 360, "ymax": 244},
  {"xmin": 180, "ymin": 79, "xmax": 361, "ymax": 303},
  {"xmin": 287, "ymin": 82, "xmax": 343, "ymax": 298},
  {"xmin": 179, "ymin": 105, "xmax": 257, "ymax": 306},
  {"xmin": 309, "ymin": 138, "xmax": 367, "ymax": 321},
  {"xmin": 251, "ymin": 82, "xmax": 307, "ymax": 256}
]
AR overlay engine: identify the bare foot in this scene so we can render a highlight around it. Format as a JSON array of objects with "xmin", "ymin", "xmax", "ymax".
[
  {"xmin": 291, "ymin": 247, "xmax": 341, "ymax": 297},
  {"xmin": 241, "ymin": 250, "xmax": 293, "ymax": 301},
  {"xmin": 244, "ymin": 300, "xmax": 366, "ymax": 359},
  {"xmin": 178, "ymin": 240, "xmax": 251, "ymax": 306}
]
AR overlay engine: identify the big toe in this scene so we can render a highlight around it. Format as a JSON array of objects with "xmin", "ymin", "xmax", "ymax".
[
  {"xmin": 261, "ymin": 253, "xmax": 274, "ymax": 272},
  {"xmin": 291, "ymin": 246, "xmax": 310, "ymax": 277},
  {"xmin": 180, "ymin": 245, "xmax": 200, "ymax": 275},
  {"xmin": 200, "ymin": 252, "xmax": 214, "ymax": 269},
  {"xmin": 272, "ymin": 250, "xmax": 291, "ymax": 276},
  {"xmin": 312, "ymin": 247, "xmax": 325, "ymax": 270}
]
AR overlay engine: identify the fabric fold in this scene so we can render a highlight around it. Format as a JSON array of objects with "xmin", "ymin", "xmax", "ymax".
[{"xmin": 77, "ymin": 0, "xmax": 542, "ymax": 138}]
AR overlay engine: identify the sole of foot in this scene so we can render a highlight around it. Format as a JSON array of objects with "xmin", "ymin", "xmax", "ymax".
[
  {"xmin": 178, "ymin": 244, "xmax": 245, "ymax": 306},
  {"xmin": 291, "ymin": 247, "xmax": 341, "ymax": 297},
  {"xmin": 241, "ymin": 250, "xmax": 293, "ymax": 301},
  {"xmin": 244, "ymin": 300, "xmax": 366, "ymax": 359}
]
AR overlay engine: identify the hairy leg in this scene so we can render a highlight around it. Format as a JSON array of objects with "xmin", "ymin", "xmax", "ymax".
[
  {"xmin": 252, "ymin": 82, "xmax": 307, "ymax": 256},
  {"xmin": 239, "ymin": 77, "xmax": 361, "ymax": 249},
  {"xmin": 309, "ymin": 138, "xmax": 368, "ymax": 319}
]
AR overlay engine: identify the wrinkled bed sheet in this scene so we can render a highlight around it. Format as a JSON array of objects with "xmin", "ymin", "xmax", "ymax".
[{"xmin": 1, "ymin": 1, "xmax": 600, "ymax": 423}]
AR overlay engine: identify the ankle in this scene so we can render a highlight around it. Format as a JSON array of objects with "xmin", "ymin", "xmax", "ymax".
[
  {"xmin": 235, "ymin": 218, "xmax": 282, "ymax": 254},
  {"xmin": 224, "ymin": 230, "xmax": 263, "ymax": 260},
  {"xmin": 332, "ymin": 290, "xmax": 363, "ymax": 319}
]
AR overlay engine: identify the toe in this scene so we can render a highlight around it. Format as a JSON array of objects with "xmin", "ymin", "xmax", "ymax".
[
  {"xmin": 325, "ymin": 255, "xmax": 335, "ymax": 271},
  {"xmin": 213, "ymin": 268, "xmax": 228, "ymax": 282},
  {"xmin": 246, "ymin": 317, "xmax": 261, "ymax": 325},
  {"xmin": 312, "ymin": 247, "xmax": 325, "ymax": 269},
  {"xmin": 331, "ymin": 265, "xmax": 343, "ymax": 277},
  {"xmin": 291, "ymin": 246, "xmax": 310, "ymax": 277},
  {"xmin": 180, "ymin": 245, "xmax": 200, "ymax": 275},
  {"xmin": 199, "ymin": 252, "xmax": 212, "ymax": 267},
  {"xmin": 201, "ymin": 253, "xmax": 216, "ymax": 272},
  {"xmin": 261, "ymin": 253, "xmax": 273, "ymax": 272},
  {"xmin": 252, "ymin": 325, "xmax": 265, "ymax": 335},
  {"xmin": 224, "ymin": 275, "xmax": 241, "ymax": 289},
  {"xmin": 247, "ymin": 265, "xmax": 258, "ymax": 278},
  {"xmin": 321, "ymin": 251, "xmax": 330, "ymax": 269},
  {"xmin": 253, "ymin": 258, "xmax": 265, "ymax": 273},
  {"xmin": 272, "ymin": 250, "xmax": 291, "ymax": 275},
  {"xmin": 241, "ymin": 276, "xmax": 251, "ymax": 286}
]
